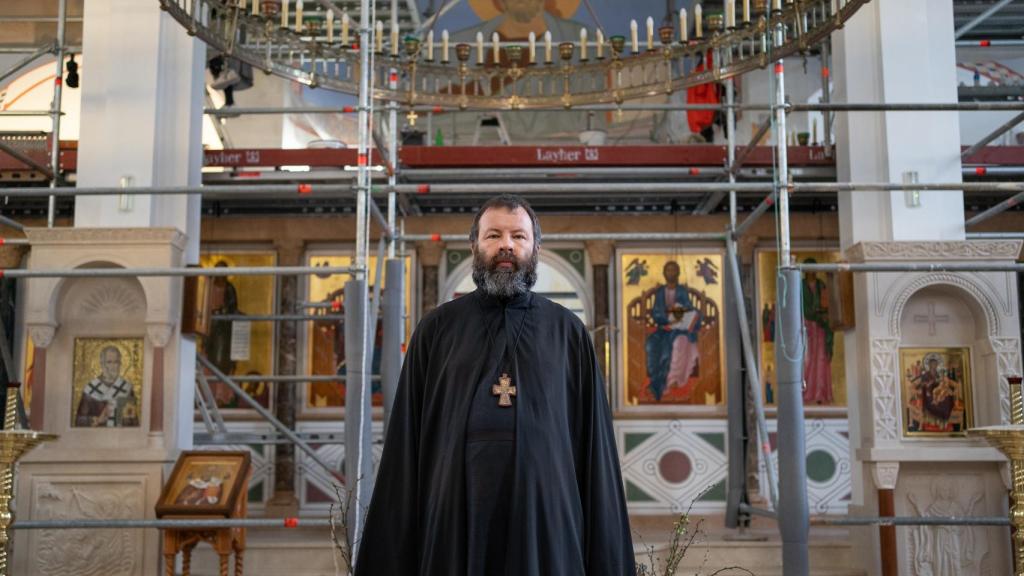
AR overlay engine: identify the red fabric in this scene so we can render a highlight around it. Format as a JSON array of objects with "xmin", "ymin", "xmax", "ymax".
[{"xmin": 686, "ymin": 51, "xmax": 719, "ymax": 134}]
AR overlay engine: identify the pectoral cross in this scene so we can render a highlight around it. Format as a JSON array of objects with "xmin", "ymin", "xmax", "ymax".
[{"xmin": 492, "ymin": 373, "xmax": 516, "ymax": 407}]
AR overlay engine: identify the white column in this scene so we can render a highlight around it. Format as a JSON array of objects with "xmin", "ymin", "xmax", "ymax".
[
  {"xmin": 75, "ymin": 0, "xmax": 203, "ymax": 448},
  {"xmin": 834, "ymin": 0, "xmax": 964, "ymax": 249}
]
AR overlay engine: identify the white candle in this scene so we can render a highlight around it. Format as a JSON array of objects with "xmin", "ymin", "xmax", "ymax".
[
  {"xmin": 294, "ymin": 0, "xmax": 302, "ymax": 33},
  {"xmin": 629, "ymin": 19, "xmax": 638, "ymax": 53},
  {"xmin": 492, "ymin": 32, "xmax": 501, "ymax": 64},
  {"xmin": 695, "ymin": 4, "xmax": 703, "ymax": 38},
  {"xmin": 680, "ymin": 8, "xmax": 688, "ymax": 42},
  {"xmin": 375, "ymin": 20, "xmax": 383, "ymax": 53},
  {"xmin": 476, "ymin": 31, "xmax": 485, "ymax": 64},
  {"xmin": 726, "ymin": 0, "xmax": 735, "ymax": 28},
  {"xmin": 528, "ymin": 31, "xmax": 536, "ymax": 63},
  {"xmin": 830, "ymin": 0, "xmax": 837, "ymax": 14},
  {"xmin": 281, "ymin": 0, "xmax": 289, "ymax": 29},
  {"xmin": 427, "ymin": 30, "xmax": 434, "ymax": 60},
  {"xmin": 646, "ymin": 17, "xmax": 654, "ymax": 50},
  {"xmin": 596, "ymin": 28, "xmax": 604, "ymax": 58},
  {"xmin": 326, "ymin": 10, "xmax": 334, "ymax": 42},
  {"xmin": 252, "ymin": 0, "xmax": 259, "ymax": 16},
  {"xmin": 544, "ymin": 31, "xmax": 552, "ymax": 63},
  {"xmin": 341, "ymin": 12, "xmax": 350, "ymax": 45},
  {"xmin": 391, "ymin": 21, "xmax": 399, "ymax": 56},
  {"xmin": 580, "ymin": 28, "xmax": 588, "ymax": 60},
  {"xmin": 743, "ymin": 0, "xmax": 751, "ymax": 23},
  {"xmin": 772, "ymin": 0, "xmax": 782, "ymax": 11},
  {"xmin": 442, "ymin": 29, "xmax": 449, "ymax": 62}
]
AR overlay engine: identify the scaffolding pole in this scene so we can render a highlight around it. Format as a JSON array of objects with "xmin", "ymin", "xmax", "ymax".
[
  {"xmin": 0, "ymin": 42, "xmax": 56, "ymax": 86},
  {"xmin": 196, "ymin": 354, "xmax": 343, "ymax": 482},
  {"xmin": 47, "ymin": 0, "xmax": 67, "ymax": 227},
  {"xmin": 400, "ymin": 232, "xmax": 729, "ymax": 242},
  {"xmin": 965, "ymin": 191, "xmax": 1024, "ymax": 227},
  {"xmin": 0, "ymin": 140, "xmax": 52, "ymax": 179},
  {"xmin": 772, "ymin": 21, "xmax": 809, "ymax": 576},
  {"xmin": 961, "ymin": 111, "xmax": 1024, "ymax": 160},
  {"xmin": 201, "ymin": 101, "xmax": 1024, "ymax": 115},
  {"xmin": 0, "ymin": 265, "xmax": 358, "ymax": 279},
  {"xmin": 8, "ymin": 181, "xmax": 1024, "ymax": 198},
  {"xmin": 795, "ymin": 262, "xmax": 1024, "ymax": 273},
  {"xmin": 344, "ymin": 277, "xmax": 373, "ymax": 556},
  {"xmin": 380, "ymin": 258, "xmax": 403, "ymax": 434},
  {"xmin": 955, "ymin": 0, "xmax": 1017, "ymax": 39}
]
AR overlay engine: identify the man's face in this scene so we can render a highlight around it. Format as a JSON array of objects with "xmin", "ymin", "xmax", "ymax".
[
  {"xmin": 499, "ymin": 0, "xmax": 545, "ymax": 22},
  {"xmin": 101, "ymin": 349, "xmax": 122, "ymax": 382},
  {"xmin": 664, "ymin": 263, "xmax": 680, "ymax": 285},
  {"xmin": 471, "ymin": 207, "xmax": 538, "ymax": 298}
]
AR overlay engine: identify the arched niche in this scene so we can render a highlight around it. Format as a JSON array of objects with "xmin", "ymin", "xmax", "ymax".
[
  {"xmin": 895, "ymin": 281, "xmax": 1006, "ymax": 431},
  {"xmin": 441, "ymin": 249, "xmax": 592, "ymax": 324},
  {"xmin": 46, "ymin": 264, "xmax": 151, "ymax": 443}
]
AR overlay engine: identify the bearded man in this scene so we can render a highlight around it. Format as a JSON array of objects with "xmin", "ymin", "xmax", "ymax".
[{"xmin": 355, "ymin": 195, "xmax": 634, "ymax": 575}]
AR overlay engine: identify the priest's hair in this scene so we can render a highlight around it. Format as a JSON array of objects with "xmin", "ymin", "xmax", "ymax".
[{"xmin": 468, "ymin": 194, "xmax": 542, "ymax": 249}]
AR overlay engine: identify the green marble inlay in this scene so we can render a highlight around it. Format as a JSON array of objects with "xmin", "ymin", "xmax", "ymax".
[
  {"xmin": 698, "ymin": 480, "xmax": 727, "ymax": 502},
  {"xmin": 626, "ymin": 479, "xmax": 657, "ymax": 502},
  {"xmin": 806, "ymin": 449, "xmax": 837, "ymax": 483},
  {"xmin": 624, "ymin": 432, "xmax": 655, "ymax": 453},
  {"xmin": 696, "ymin": 432, "xmax": 726, "ymax": 453},
  {"xmin": 551, "ymin": 248, "xmax": 587, "ymax": 278},
  {"xmin": 446, "ymin": 249, "xmax": 471, "ymax": 273}
]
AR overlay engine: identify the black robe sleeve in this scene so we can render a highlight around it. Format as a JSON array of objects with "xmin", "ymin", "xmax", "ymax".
[
  {"xmin": 354, "ymin": 315, "xmax": 429, "ymax": 575},
  {"xmin": 576, "ymin": 322, "xmax": 636, "ymax": 575}
]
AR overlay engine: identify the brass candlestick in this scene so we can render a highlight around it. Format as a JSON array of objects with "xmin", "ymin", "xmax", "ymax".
[
  {"xmin": 969, "ymin": 425, "xmax": 1024, "ymax": 575},
  {"xmin": 0, "ymin": 382, "xmax": 56, "ymax": 574}
]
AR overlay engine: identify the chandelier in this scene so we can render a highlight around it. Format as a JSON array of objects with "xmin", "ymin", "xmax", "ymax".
[{"xmin": 161, "ymin": 0, "xmax": 868, "ymax": 110}]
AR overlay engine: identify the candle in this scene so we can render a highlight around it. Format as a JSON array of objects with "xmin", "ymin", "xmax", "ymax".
[
  {"xmin": 772, "ymin": 0, "xmax": 782, "ymax": 11},
  {"xmin": 252, "ymin": 0, "xmax": 259, "ymax": 16},
  {"xmin": 391, "ymin": 21, "xmax": 399, "ymax": 56},
  {"xmin": 492, "ymin": 32, "xmax": 501, "ymax": 63},
  {"xmin": 528, "ymin": 31, "xmax": 536, "ymax": 63},
  {"xmin": 646, "ymin": 17, "xmax": 654, "ymax": 50},
  {"xmin": 294, "ymin": 0, "xmax": 302, "ymax": 33},
  {"xmin": 695, "ymin": 4, "xmax": 703, "ymax": 38},
  {"xmin": 476, "ymin": 31, "xmax": 485, "ymax": 64},
  {"xmin": 326, "ymin": 10, "xmax": 334, "ymax": 42},
  {"xmin": 427, "ymin": 30, "xmax": 434, "ymax": 60},
  {"xmin": 629, "ymin": 19, "xmax": 638, "ymax": 53},
  {"xmin": 743, "ymin": 0, "xmax": 751, "ymax": 23},
  {"xmin": 580, "ymin": 28, "xmax": 588, "ymax": 60},
  {"xmin": 375, "ymin": 20, "xmax": 383, "ymax": 53},
  {"xmin": 341, "ymin": 12, "xmax": 350, "ymax": 45},
  {"xmin": 596, "ymin": 29, "xmax": 604, "ymax": 58},
  {"xmin": 726, "ymin": 0, "xmax": 735, "ymax": 28},
  {"xmin": 830, "ymin": 0, "xmax": 838, "ymax": 14},
  {"xmin": 442, "ymin": 29, "xmax": 450, "ymax": 62},
  {"xmin": 679, "ymin": 9, "xmax": 688, "ymax": 42},
  {"xmin": 544, "ymin": 31, "xmax": 552, "ymax": 63},
  {"xmin": 281, "ymin": 0, "xmax": 289, "ymax": 29}
]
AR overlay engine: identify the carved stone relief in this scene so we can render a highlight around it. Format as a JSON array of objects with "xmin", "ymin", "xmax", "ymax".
[
  {"xmin": 27, "ymin": 324, "xmax": 56, "ymax": 349},
  {"xmin": 32, "ymin": 480, "xmax": 143, "ymax": 575},
  {"xmin": 848, "ymin": 241, "xmax": 1022, "ymax": 262},
  {"xmin": 886, "ymin": 273, "xmax": 1000, "ymax": 338},
  {"xmin": 871, "ymin": 338, "xmax": 901, "ymax": 441},
  {"xmin": 905, "ymin": 475, "xmax": 988, "ymax": 576},
  {"xmin": 991, "ymin": 337, "xmax": 1022, "ymax": 424},
  {"xmin": 871, "ymin": 462, "xmax": 900, "ymax": 490},
  {"xmin": 63, "ymin": 278, "xmax": 146, "ymax": 322}
]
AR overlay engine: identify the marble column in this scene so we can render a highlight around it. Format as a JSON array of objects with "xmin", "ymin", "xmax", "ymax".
[
  {"xmin": 417, "ymin": 241, "xmax": 446, "ymax": 316},
  {"xmin": 834, "ymin": 2, "xmax": 1016, "ymax": 574},
  {"xmin": 267, "ymin": 240, "xmax": 303, "ymax": 515}
]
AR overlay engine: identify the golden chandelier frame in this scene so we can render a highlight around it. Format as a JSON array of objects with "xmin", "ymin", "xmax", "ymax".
[{"xmin": 160, "ymin": 0, "xmax": 869, "ymax": 110}]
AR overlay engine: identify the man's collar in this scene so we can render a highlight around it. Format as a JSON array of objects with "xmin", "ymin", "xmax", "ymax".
[{"xmin": 474, "ymin": 288, "xmax": 533, "ymax": 310}]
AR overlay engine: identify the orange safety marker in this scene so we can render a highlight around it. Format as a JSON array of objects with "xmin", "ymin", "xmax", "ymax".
[
  {"xmin": 821, "ymin": 66, "xmax": 830, "ymax": 78},
  {"xmin": 283, "ymin": 518, "xmax": 299, "ymax": 528},
  {"xmin": 331, "ymin": 300, "xmax": 341, "ymax": 312},
  {"xmin": 430, "ymin": 233, "xmax": 442, "ymax": 242},
  {"xmin": 975, "ymin": 167, "xmax": 987, "ymax": 176},
  {"xmin": 689, "ymin": 167, "xmax": 700, "ymax": 176},
  {"xmin": 774, "ymin": 63, "xmax": 783, "ymax": 74},
  {"xmin": 417, "ymin": 184, "xmax": 430, "ymax": 194},
  {"xmin": 343, "ymin": 106, "xmax": 355, "ymax": 113},
  {"xmin": 297, "ymin": 183, "xmax": 312, "ymax": 195},
  {"xmin": 980, "ymin": 40, "xmax": 991, "ymax": 47},
  {"xmin": 357, "ymin": 154, "xmax": 368, "ymax": 166}
]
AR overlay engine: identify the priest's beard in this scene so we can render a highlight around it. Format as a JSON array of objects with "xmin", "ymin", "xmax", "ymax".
[{"xmin": 471, "ymin": 247, "xmax": 538, "ymax": 299}]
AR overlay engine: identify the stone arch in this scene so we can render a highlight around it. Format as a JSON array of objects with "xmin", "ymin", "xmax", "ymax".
[
  {"xmin": 40, "ymin": 257, "xmax": 163, "ymax": 330},
  {"xmin": 886, "ymin": 273, "xmax": 1000, "ymax": 339}
]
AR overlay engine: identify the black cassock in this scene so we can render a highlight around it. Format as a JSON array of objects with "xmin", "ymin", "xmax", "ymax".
[{"xmin": 356, "ymin": 289, "xmax": 635, "ymax": 575}]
